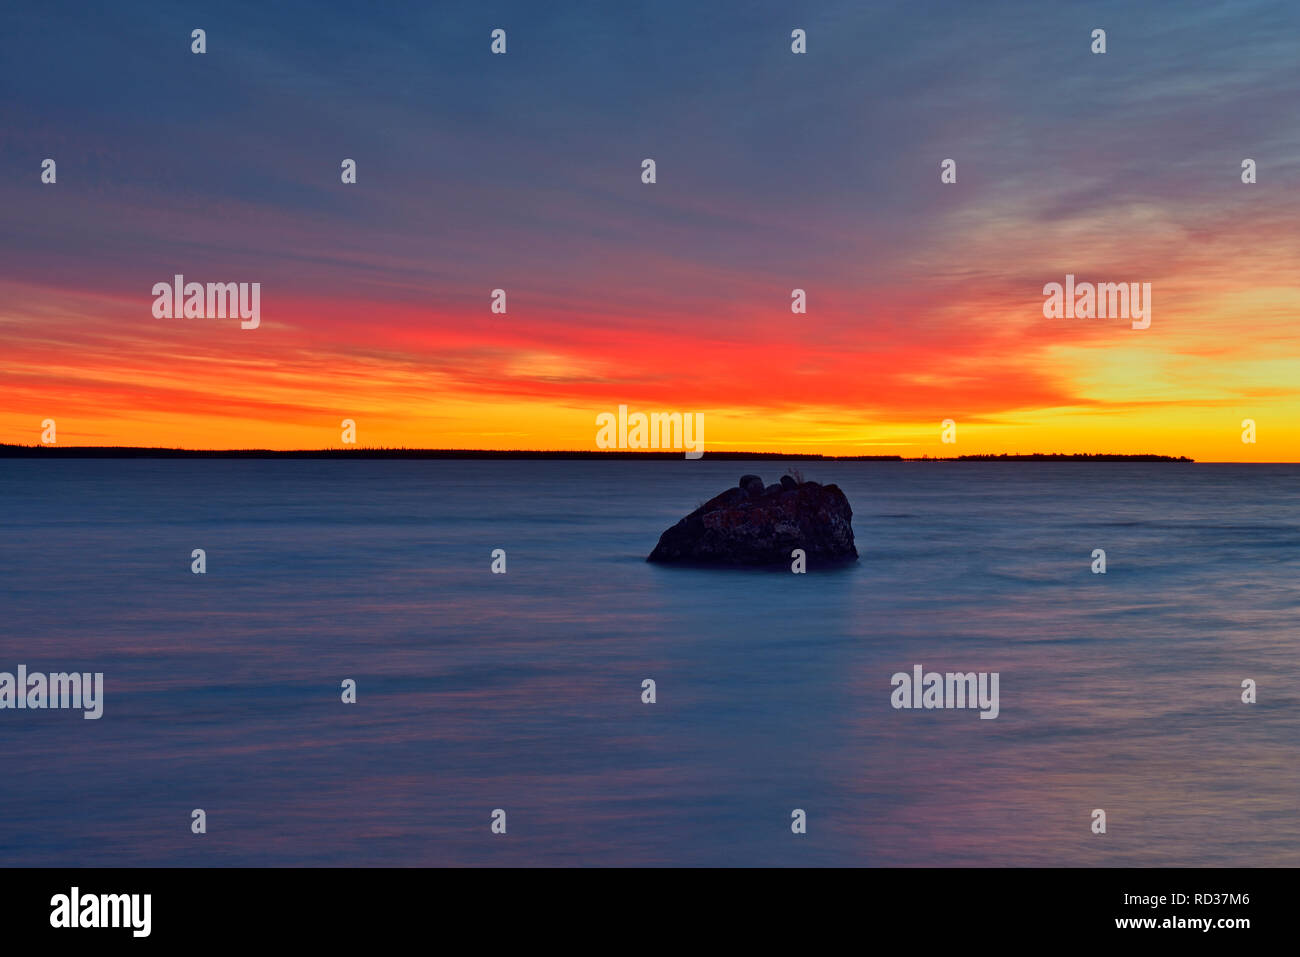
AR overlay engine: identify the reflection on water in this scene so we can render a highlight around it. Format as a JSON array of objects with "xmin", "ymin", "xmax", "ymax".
[{"xmin": 0, "ymin": 460, "xmax": 1296, "ymax": 865}]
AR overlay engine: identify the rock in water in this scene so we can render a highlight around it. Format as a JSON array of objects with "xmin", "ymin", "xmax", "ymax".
[{"xmin": 647, "ymin": 474, "xmax": 858, "ymax": 567}]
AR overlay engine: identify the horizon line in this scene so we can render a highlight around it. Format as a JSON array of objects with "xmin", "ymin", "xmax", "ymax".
[{"xmin": 0, "ymin": 444, "xmax": 1224, "ymax": 462}]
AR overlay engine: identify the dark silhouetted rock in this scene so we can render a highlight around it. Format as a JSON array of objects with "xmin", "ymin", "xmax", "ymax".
[
  {"xmin": 647, "ymin": 475, "xmax": 858, "ymax": 567},
  {"xmin": 780, "ymin": 475, "xmax": 798, "ymax": 491}
]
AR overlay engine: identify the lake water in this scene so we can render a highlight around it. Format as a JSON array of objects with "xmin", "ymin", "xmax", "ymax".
[{"xmin": 0, "ymin": 459, "xmax": 1296, "ymax": 866}]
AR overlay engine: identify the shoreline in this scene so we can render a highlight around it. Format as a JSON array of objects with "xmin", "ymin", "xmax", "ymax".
[{"xmin": 0, "ymin": 445, "xmax": 1197, "ymax": 462}]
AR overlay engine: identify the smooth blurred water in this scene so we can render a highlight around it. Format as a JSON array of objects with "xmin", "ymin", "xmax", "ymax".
[{"xmin": 0, "ymin": 459, "xmax": 1296, "ymax": 866}]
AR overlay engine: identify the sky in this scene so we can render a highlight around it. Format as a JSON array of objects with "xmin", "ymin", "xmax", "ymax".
[{"xmin": 2, "ymin": 0, "xmax": 1297, "ymax": 460}]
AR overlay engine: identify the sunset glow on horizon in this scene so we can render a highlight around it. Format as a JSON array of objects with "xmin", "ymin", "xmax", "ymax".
[{"xmin": 3, "ymin": 1, "xmax": 1297, "ymax": 461}]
